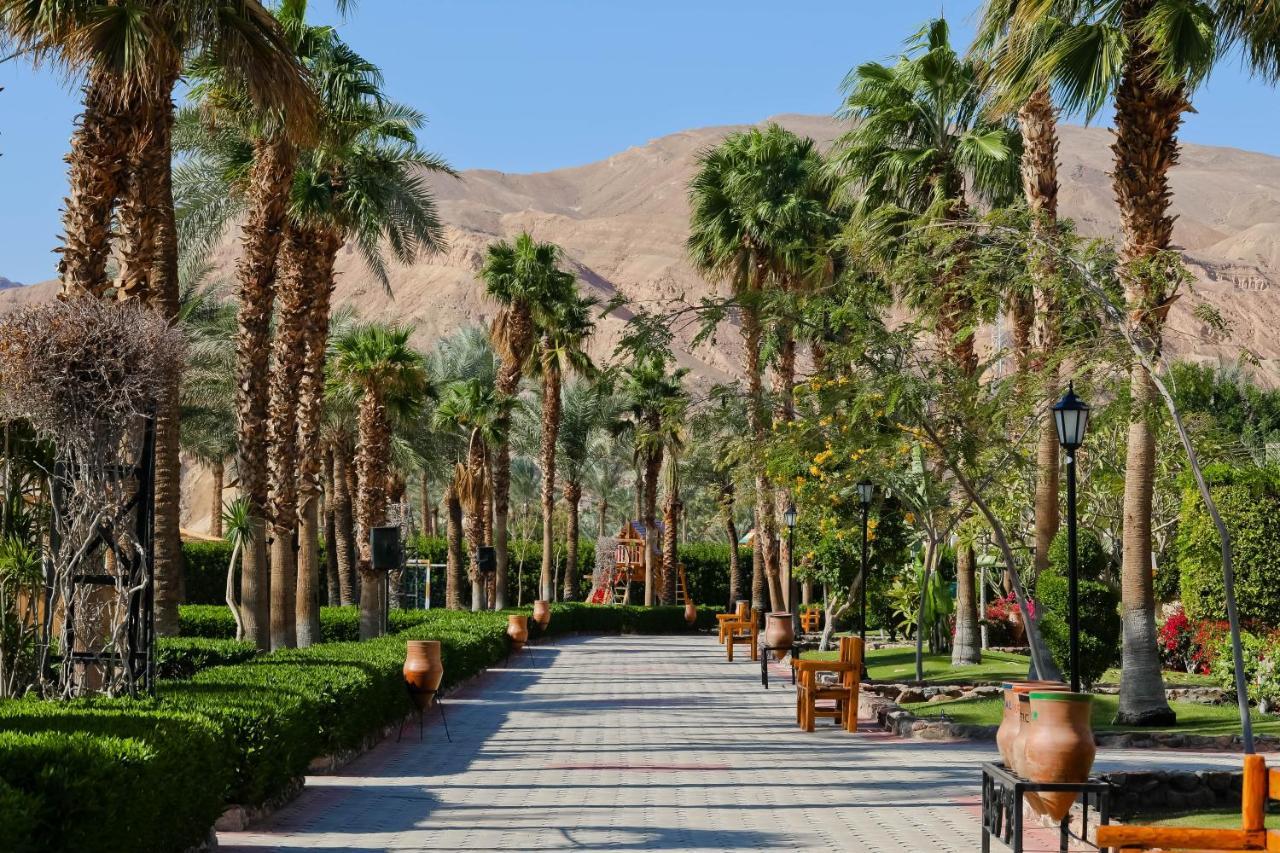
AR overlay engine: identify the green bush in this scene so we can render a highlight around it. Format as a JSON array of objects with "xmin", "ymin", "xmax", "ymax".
[
  {"xmin": 0, "ymin": 701, "xmax": 230, "ymax": 853},
  {"xmin": 1034, "ymin": 568, "xmax": 1121, "ymax": 688},
  {"xmin": 1177, "ymin": 465, "xmax": 1280, "ymax": 625},
  {"xmin": 178, "ymin": 603, "xmax": 239, "ymax": 638},
  {"xmin": 1208, "ymin": 629, "xmax": 1280, "ymax": 709},
  {"xmin": 182, "ymin": 539, "xmax": 234, "ymax": 605},
  {"xmin": 1047, "ymin": 529, "xmax": 1107, "ymax": 581},
  {"xmin": 155, "ymin": 637, "xmax": 257, "ymax": 679}
]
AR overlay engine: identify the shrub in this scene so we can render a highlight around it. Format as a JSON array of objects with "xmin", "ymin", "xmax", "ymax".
[
  {"xmin": 1157, "ymin": 606, "xmax": 1194, "ymax": 672},
  {"xmin": 178, "ymin": 603, "xmax": 239, "ymax": 638},
  {"xmin": 0, "ymin": 701, "xmax": 230, "ymax": 853},
  {"xmin": 1034, "ymin": 569, "xmax": 1121, "ymax": 688},
  {"xmin": 1210, "ymin": 629, "xmax": 1280, "ymax": 711},
  {"xmin": 1047, "ymin": 529, "xmax": 1108, "ymax": 581},
  {"xmin": 182, "ymin": 539, "xmax": 235, "ymax": 605},
  {"xmin": 155, "ymin": 637, "xmax": 257, "ymax": 679},
  {"xmin": 1177, "ymin": 465, "xmax": 1280, "ymax": 624}
]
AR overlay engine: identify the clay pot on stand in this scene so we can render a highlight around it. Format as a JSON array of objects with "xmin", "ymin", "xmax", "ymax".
[
  {"xmin": 507, "ymin": 614, "xmax": 529, "ymax": 651},
  {"xmin": 1008, "ymin": 608, "xmax": 1026, "ymax": 646},
  {"xmin": 532, "ymin": 600, "xmax": 551, "ymax": 631},
  {"xmin": 404, "ymin": 640, "xmax": 444, "ymax": 710},
  {"xmin": 996, "ymin": 681, "xmax": 1068, "ymax": 768},
  {"xmin": 684, "ymin": 601, "xmax": 697, "ymax": 625},
  {"xmin": 764, "ymin": 612, "xmax": 794, "ymax": 661},
  {"xmin": 1022, "ymin": 692, "xmax": 1096, "ymax": 820}
]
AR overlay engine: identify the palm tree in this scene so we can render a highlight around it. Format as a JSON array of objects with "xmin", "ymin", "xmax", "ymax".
[
  {"xmin": 994, "ymin": 0, "xmax": 1280, "ymax": 725},
  {"xmin": 687, "ymin": 124, "xmax": 834, "ymax": 611},
  {"xmin": 583, "ymin": 434, "xmax": 631, "ymax": 539},
  {"xmin": 529, "ymin": 283, "xmax": 597, "ymax": 603},
  {"xmin": 557, "ymin": 378, "xmax": 621, "ymax": 601},
  {"xmin": 331, "ymin": 323, "xmax": 429, "ymax": 639},
  {"xmin": 658, "ymin": 392, "xmax": 689, "ymax": 605},
  {"xmin": 433, "ymin": 379, "xmax": 505, "ymax": 610},
  {"xmin": 481, "ymin": 234, "xmax": 565, "ymax": 609},
  {"xmin": 832, "ymin": 17, "xmax": 1021, "ymax": 666}
]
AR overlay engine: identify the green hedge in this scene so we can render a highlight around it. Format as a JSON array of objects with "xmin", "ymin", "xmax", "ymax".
[
  {"xmin": 183, "ymin": 539, "xmax": 234, "ymax": 606},
  {"xmin": 1177, "ymin": 466, "xmax": 1280, "ymax": 625},
  {"xmin": 1036, "ymin": 530, "xmax": 1121, "ymax": 688},
  {"xmin": 0, "ymin": 701, "xmax": 231, "ymax": 853},
  {"xmin": 155, "ymin": 637, "xmax": 258, "ymax": 679}
]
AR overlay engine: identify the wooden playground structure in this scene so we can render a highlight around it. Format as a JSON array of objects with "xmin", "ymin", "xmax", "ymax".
[{"xmin": 588, "ymin": 521, "xmax": 689, "ymax": 605}]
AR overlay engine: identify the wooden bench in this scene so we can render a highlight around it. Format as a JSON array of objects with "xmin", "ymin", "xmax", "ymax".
[
  {"xmin": 724, "ymin": 609, "xmax": 758, "ymax": 662},
  {"xmin": 793, "ymin": 636, "xmax": 863, "ymax": 733},
  {"xmin": 717, "ymin": 601, "xmax": 749, "ymax": 644},
  {"xmin": 1096, "ymin": 754, "xmax": 1271, "ymax": 851},
  {"xmin": 799, "ymin": 605, "xmax": 821, "ymax": 633}
]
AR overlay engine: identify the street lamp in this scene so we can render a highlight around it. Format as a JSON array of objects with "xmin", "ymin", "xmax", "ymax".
[
  {"xmin": 784, "ymin": 502, "xmax": 799, "ymax": 637},
  {"xmin": 1053, "ymin": 382, "xmax": 1090, "ymax": 693},
  {"xmin": 857, "ymin": 481, "xmax": 874, "ymax": 646}
]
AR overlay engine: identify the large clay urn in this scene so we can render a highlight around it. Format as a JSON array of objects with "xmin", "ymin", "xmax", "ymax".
[
  {"xmin": 532, "ymin": 600, "xmax": 551, "ymax": 630},
  {"xmin": 1022, "ymin": 692, "xmax": 1096, "ymax": 821},
  {"xmin": 507, "ymin": 614, "xmax": 529, "ymax": 651},
  {"xmin": 403, "ymin": 640, "xmax": 444, "ymax": 711},
  {"xmin": 996, "ymin": 681, "xmax": 1068, "ymax": 768},
  {"xmin": 764, "ymin": 612, "xmax": 795, "ymax": 660},
  {"xmin": 684, "ymin": 601, "xmax": 697, "ymax": 625}
]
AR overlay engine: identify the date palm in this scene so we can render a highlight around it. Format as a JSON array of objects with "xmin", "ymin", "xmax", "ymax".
[
  {"xmin": 832, "ymin": 17, "xmax": 1021, "ymax": 666},
  {"xmin": 481, "ymin": 233, "xmax": 569, "ymax": 609},
  {"xmin": 331, "ymin": 323, "xmax": 429, "ymax": 638},
  {"xmin": 557, "ymin": 378, "xmax": 622, "ymax": 601},
  {"xmin": 995, "ymin": 0, "xmax": 1280, "ymax": 725}
]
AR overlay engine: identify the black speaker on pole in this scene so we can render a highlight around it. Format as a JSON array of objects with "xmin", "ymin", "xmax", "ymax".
[{"xmin": 370, "ymin": 526, "xmax": 402, "ymax": 572}]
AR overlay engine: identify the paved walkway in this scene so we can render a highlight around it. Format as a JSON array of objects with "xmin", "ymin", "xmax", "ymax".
[{"xmin": 220, "ymin": 634, "xmax": 1240, "ymax": 852}]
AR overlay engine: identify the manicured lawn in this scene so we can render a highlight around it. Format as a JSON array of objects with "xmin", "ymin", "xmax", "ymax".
[
  {"xmin": 1140, "ymin": 810, "xmax": 1280, "ymax": 830},
  {"xmin": 901, "ymin": 693, "xmax": 1280, "ymax": 736},
  {"xmin": 803, "ymin": 645, "xmax": 1031, "ymax": 684},
  {"xmin": 1098, "ymin": 667, "xmax": 1215, "ymax": 689}
]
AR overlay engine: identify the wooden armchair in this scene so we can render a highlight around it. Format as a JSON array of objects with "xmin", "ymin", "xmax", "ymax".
[
  {"xmin": 717, "ymin": 601, "xmax": 749, "ymax": 645},
  {"xmin": 724, "ymin": 609, "xmax": 758, "ymax": 662},
  {"xmin": 793, "ymin": 636, "xmax": 863, "ymax": 733},
  {"xmin": 1096, "ymin": 754, "xmax": 1269, "ymax": 851}
]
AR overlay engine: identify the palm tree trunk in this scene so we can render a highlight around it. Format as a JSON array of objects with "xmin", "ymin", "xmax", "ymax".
[
  {"xmin": 1112, "ymin": 11, "xmax": 1183, "ymax": 726},
  {"xmin": 356, "ymin": 390, "xmax": 391, "ymax": 639},
  {"xmin": 597, "ymin": 497, "xmax": 608, "ymax": 538},
  {"xmin": 1019, "ymin": 86, "xmax": 1064, "ymax": 577},
  {"xmin": 952, "ymin": 544, "xmax": 981, "ymax": 664},
  {"xmin": 642, "ymin": 427, "xmax": 663, "ymax": 607},
  {"xmin": 332, "ymin": 442, "xmax": 357, "ymax": 607},
  {"xmin": 293, "ymin": 230, "xmax": 339, "ymax": 647},
  {"xmin": 723, "ymin": 480, "xmax": 742, "ymax": 608},
  {"xmin": 662, "ymin": 482, "xmax": 679, "ymax": 605},
  {"xmin": 538, "ymin": 353, "xmax": 562, "ymax": 602},
  {"xmin": 773, "ymin": 328, "xmax": 797, "ymax": 612},
  {"xmin": 59, "ymin": 72, "xmax": 137, "ymax": 298},
  {"xmin": 324, "ymin": 449, "xmax": 340, "ymax": 606},
  {"xmin": 563, "ymin": 481, "xmax": 582, "ymax": 601},
  {"xmin": 210, "ymin": 459, "xmax": 225, "ymax": 539},
  {"xmin": 419, "ymin": 470, "xmax": 433, "ymax": 537},
  {"xmin": 445, "ymin": 476, "xmax": 465, "ymax": 610},
  {"xmin": 234, "ymin": 136, "xmax": 296, "ymax": 650},
  {"xmin": 742, "ymin": 307, "xmax": 781, "ymax": 610}
]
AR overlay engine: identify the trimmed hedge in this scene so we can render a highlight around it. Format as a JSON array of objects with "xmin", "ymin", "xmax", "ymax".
[
  {"xmin": 155, "ymin": 637, "xmax": 258, "ymax": 679},
  {"xmin": 182, "ymin": 539, "xmax": 234, "ymax": 606},
  {"xmin": 0, "ymin": 701, "xmax": 230, "ymax": 853}
]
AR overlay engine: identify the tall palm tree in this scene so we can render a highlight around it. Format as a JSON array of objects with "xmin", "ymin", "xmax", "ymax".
[
  {"xmin": 557, "ymin": 378, "xmax": 621, "ymax": 600},
  {"xmin": 433, "ymin": 379, "xmax": 505, "ymax": 610},
  {"xmin": 997, "ymin": 0, "xmax": 1280, "ymax": 725},
  {"xmin": 481, "ymin": 233, "xmax": 567, "ymax": 610},
  {"xmin": 687, "ymin": 124, "xmax": 834, "ymax": 611},
  {"xmin": 832, "ymin": 17, "xmax": 1021, "ymax": 666},
  {"xmin": 331, "ymin": 323, "xmax": 429, "ymax": 638},
  {"xmin": 530, "ymin": 285, "xmax": 597, "ymax": 603},
  {"xmin": 658, "ymin": 391, "xmax": 689, "ymax": 605}
]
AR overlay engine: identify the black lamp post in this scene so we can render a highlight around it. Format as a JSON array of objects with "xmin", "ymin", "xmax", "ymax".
[
  {"xmin": 1053, "ymin": 382, "xmax": 1090, "ymax": 693},
  {"xmin": 857, "ymin": 481, "xmax": 874, "ymax": 646},
  {"xmin": 784, "ymin": 502, "xmax": 799, "ymax": 637}
]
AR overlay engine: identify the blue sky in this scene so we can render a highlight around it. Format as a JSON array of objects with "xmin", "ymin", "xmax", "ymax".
[{"xmin": 3, "ymin": 0, "xmax": 1280, "ymax": 283}]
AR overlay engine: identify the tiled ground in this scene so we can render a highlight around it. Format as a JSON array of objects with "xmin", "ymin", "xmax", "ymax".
[{"xmin": 219, "ymin": 633, "xmax": 1239, "ymax": 852}]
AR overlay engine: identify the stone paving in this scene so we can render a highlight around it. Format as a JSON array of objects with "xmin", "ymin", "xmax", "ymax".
[{"xmin": 219, "ymin": 633, "xmax": 1241, "ymax": 852}]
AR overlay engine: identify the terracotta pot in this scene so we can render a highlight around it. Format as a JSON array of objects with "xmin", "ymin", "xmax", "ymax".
[
  {"xmin": 532, "ymin": 600, "xmax": 551, "ymax": 629},
  {"xmin": 403, "ymin": 640, "xmax": 444, "ymax": 711},
  {"xmin": 996, "ymin": 681, "xmax": 1068, "ymax": 768},
  {"xmin": 1022, "ymin": 692, "xmax": 1096, "ymax": 821},
  {"xmin": 507, "ymin": 614, "xmax": 529, "ymax": 651},
  {"xmin": 684, "ymin": 601, "xmax": 697, "ymax": 625},
  {"xmin": 1008, "ymin": 608, "xmax": 1027, "ymax": 645},
  {"xmin": 764, "ymin": 612, "xmax": 794, "ymax": 660}
]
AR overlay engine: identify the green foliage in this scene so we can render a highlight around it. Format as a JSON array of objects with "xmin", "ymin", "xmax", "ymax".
[
  {"xmin": 1047, "ymin": 529, "xmax": 1107, "ymax": 581},
  {"xmin": 155, "ymin": 637, "xmax": 257, "ymax": 679},
  {"xmin": 0, "ymin": 701, "xmax": 230, "ymax": 853},
  {"xmin": 1034, "ymin": 569, "xmax": 1121, "ymax": 689},
  {"xmin": 1209, "ymin": 630, "xmax": 1280, "ymax": 709},
  {"xmin": 1177, "ymin": 465, "xmax": 1280, "ymax": 624},
  {"xmin": 178, "ymin": 604, "xmax": 239, "ymax": 638},
  {"xmin": 182, "ymin": 539, "xmax": 235, "ymax": 605}
]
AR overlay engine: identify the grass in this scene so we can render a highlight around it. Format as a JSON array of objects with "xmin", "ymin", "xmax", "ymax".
[
  {"xmin": 1098, "ymin": 667, "xmax": 1215, "ymax": 689},
  {"xmin": 1138, "ymin": 810, "xmax": 1280, "ymax": 830},
  {"xmin": 803, "ymin": 645, "xmax": 1032, "ymax": 684},
  {"xmin": 901, "ymin": 693, "xmax": 1280, "ymax": 736}
]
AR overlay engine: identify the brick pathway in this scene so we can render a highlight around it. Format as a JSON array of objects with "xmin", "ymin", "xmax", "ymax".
[{"xmin": 219, "ymin": 633, "xmax": 1239, "ymax": 852}]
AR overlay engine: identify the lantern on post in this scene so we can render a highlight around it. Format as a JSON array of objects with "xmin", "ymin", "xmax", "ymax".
[{"xmin": 1052, "ymin": 383, "xmax": 1090, "ymax": 693}]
